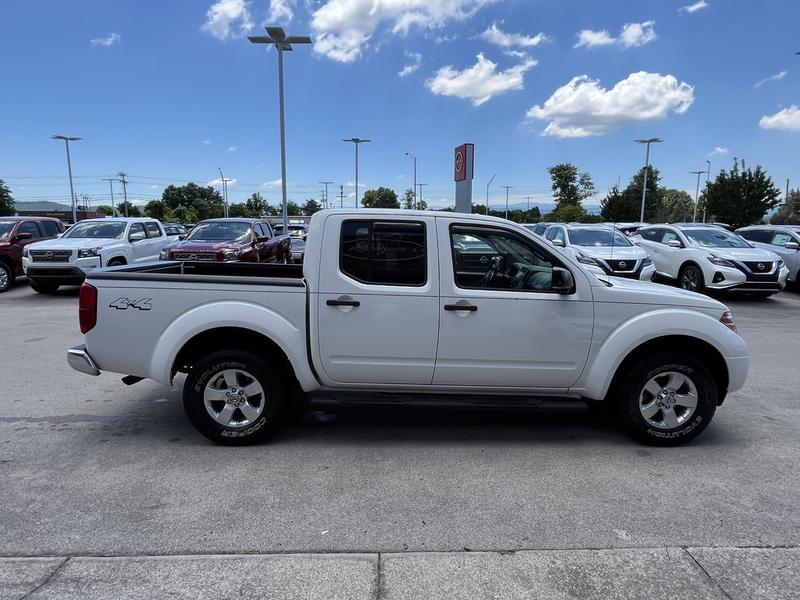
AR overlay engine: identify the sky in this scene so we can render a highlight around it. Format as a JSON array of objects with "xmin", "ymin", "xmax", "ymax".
[{"xmin": 2, "ymin": 0, "xmax": 799, "ymax": 212}]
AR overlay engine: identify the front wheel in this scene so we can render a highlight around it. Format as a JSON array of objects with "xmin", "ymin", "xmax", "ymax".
[
  {"xmin": 0, "ymin": 262, "xmax": 13, "ymax": 293},
  {"xmin": 183, "ymin": 349, "xmax": 286, "ymax": 445},
  {"xmin": 679, "ymin": 264, "xmax": 705, "ymax": 294},
  {"xmin": 615, "ymin": 352, "xmax": 717, "ymax": 446}
]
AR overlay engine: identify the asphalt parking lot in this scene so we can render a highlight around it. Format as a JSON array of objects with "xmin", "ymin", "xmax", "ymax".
[{"xmin": 1, "ymin": 281, "xmax": 799, "ymax": 599}]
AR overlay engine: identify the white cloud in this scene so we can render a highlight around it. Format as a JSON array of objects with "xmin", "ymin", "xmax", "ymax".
[
  {"xmin": 707, "ymin": 146, "xmax": 729, "ymax": 158},
  {"xmin": 263, "ymin": 178, "xmax": 283, "ymax": 187},
  {"xmin": 575, "ymin": 21, "xmax": 655, "ymax": 49},
  {"xmin": 311, "ymin": 0, "xmax": 492, "ymax": 63},
  {"xmin": 201, "ymin": 0, "xmax": 253, "ymax": 40},
  {"xmin": 754, "ymin": 70, "xmax": 787, "ymax": 88},
  {"xmin": 680, "ymin": 1, "xmax": 708, "ymax": 14},
  {"xmin": 267, "ymin": 0, "xmax": 294, "ymax": 22},
  {"xmin": 398, "ymin": 52, "xmax": 422, "ymax": 77},
  {"xmin": 427, "ymin": 53, "xmax": 537, "ymax": 106},
  {"xmin": 202, "ymin": 139, "xmax": 212, "ymax": 144},
  {"xmin": 150, "ymin": 185, "xmax": 160, "ymax": 189},
  {"xmin": 208, "ymin": 177, "xmax": 238, "ymax": 186},
  {"xmin": 526, "ymin": 71, "xmax": 695, "ymax": 137},
  {"xmin": 759, "ymin": 105, "xmax": 800, "ymax": 132},
  {"xmin": 227, "ymin": 145, "xmax": 237, "ymax": 152},
  {"xmin": 479, "ymin": 23, "xmax": 547, "ymax": 49},
  {"xmin": 90, "ymin": 33, "xmax": 121, "ymax": 47}
]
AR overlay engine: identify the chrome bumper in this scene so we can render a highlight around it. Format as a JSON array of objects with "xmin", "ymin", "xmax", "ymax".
[{"xmin": 67, "ymin": 344, "xmax": 101, "ymax": 376}]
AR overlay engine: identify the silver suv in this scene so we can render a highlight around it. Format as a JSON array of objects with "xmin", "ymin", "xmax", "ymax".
[{"xmin": 737, "ymin": 225, "xmax": 800, "ymax": 288}]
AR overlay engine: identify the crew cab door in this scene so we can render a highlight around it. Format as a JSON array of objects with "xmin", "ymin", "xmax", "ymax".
[
  {"xmin": 433, "ymin": 219, "xmax": 593, "ymax": 391},
  {"xmin": 127, "ymin": 223, "xmax": 151, "ymax": 263},
  {"xmin": 315, "ymin": 214, "xmax": 439, "ymax": 385},
  {"xmin": 143, "ymin": 221, "xmax": 165, "ymax": 259}
]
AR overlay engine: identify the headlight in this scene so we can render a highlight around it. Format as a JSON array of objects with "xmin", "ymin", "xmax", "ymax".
[
  {"xmin": 222, "ymin": 250, "xmax": 240, "ymax": 261},
  {"xmin": 720, "ymin": 310, "xmax": 737, "ymax": 333},
  {"xmin": 77, "ymin": 247, "xmax": 102, "ymax": 258},
  {"xmin": 641, "ymin": 257, "xmax": 653, "ymax": 266},
  {"xmin": 777, "ymin": 259, "xmax": 785, "ymax": 269},
  {"xmin": 159, "ymin": 249, "xmax": 169, "ymax": 260},
  {"xmin": 707, "ymin": 255, "xmax": 735, "ymax": 267},
  {"xmin": 23, "ymin": 247, "xmax": 29, "ymax": 258},
  {"xmin": 576, "ymin": 252, "xmax": 602, "ymax": 267}
]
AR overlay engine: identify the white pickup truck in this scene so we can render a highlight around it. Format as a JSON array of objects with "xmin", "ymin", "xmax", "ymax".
[{"xmin": 67, "ymin": 210, "xmax": 749, "ymax": 446}]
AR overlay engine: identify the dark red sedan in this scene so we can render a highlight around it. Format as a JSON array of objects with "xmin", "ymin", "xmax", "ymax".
[{"xmin": 159, "ymin": 219, "xmax": 291, "ymax": 263}]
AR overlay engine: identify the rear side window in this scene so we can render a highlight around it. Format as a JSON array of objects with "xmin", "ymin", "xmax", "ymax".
[
  {"xmin": 40, "ymin": 221, "xmax": 61, "ymax": 237},
  {"xmin": 144, "ymin": 222, "xmax": 162, "ymax": 238},
  {"xmin": 740, "ymin": 229, "xmax": 771, "ymax": 243},
  {"xmin": 340, "ymin": 220, "xmax": 426, "ymax": 286},
  {"xmin": 638, "ymin": 228, "xmax": 661, "ymax": 242}
]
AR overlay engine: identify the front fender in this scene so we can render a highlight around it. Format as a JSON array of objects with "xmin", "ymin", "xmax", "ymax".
[
  {"xmin": 578, "ymin": 308, "xmax": 749, "ymax": 400},
  {"xmin": 149, "ymin": 300, "xmax": 318, "ymax": 391}
]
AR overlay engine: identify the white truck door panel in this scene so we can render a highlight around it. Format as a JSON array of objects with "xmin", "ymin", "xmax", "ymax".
[
  {"xmin": 316, "ymin": 215, "xmax": 439, "ymax": 385},
  {"xmin": 434, "ymin": 219, "xmax": 593, "ymax": 389}
]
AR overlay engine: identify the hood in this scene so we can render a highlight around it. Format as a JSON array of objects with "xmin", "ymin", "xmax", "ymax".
[
  {"xmin": 26, "ymin": 237, "xmax": 120, "ymax": 250},
  {"xmin": 698, "ymin": 246, "xmax": 780, "ymax": 262},
  {"xmin": 163, "ymin": 239, "xmax": 249, "ymax": 252},
  {"xmin": 577, "ymin": 245, "xmax": 646, "ymax": 261},
  {"xmin": 592, "ymin": 275, "xmax": 728, "ymax": 312}
]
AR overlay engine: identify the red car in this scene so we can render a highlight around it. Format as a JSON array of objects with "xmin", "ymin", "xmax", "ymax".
[
  {"xmin": 0, "ymin": 216, "xmax": 65, "ymax": 292},
  {"xmin": 159, "ymin": 218, "xmax": 291, "ymax": 263}
]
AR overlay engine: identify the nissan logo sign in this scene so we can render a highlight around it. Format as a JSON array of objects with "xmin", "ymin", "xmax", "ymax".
[
  {"xmin": 618, "ymin": 261, "xmax": 627, "ymax": 269},
  {"xmin": 757, "ymin": 263, "xmax": 765, "ymax": 271},
  {"xmin": 189, "ymin": 254, "xmax": 197, "ymax": 261},
  {"xmin": 45, "ymin": 251, "xmax": 53, "ymax": 259}
]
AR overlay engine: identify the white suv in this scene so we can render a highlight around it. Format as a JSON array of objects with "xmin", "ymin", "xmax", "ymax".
[
  {"xmin": 632, "ymin": 224, "xmax": 789, "ymax": 296},
  {"xmin": 23, "ymin": 217, "xmax": 172, "ymax": 294}
]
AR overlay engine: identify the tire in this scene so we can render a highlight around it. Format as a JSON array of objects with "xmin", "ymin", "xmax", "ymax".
[
  {"xmin": 183, "ymin": 349, "xmax": 286, "ymax": 445},
  {"xmin": 747, "ymin": 291, "xmax": 775, "ymax": 299},
  {"xmin": 678, "ymin": 263, "xmax": 705, "ymax": 294},
  {"xmin": 0, "ymin": 262, "xmax": 13, "ymax": 293},
  {"xmin": 30, "ymin": 281, "xmax": 59, "ymax": 294},
  {"xmin": 614, "ymin": 352, "xmax": 717, "ymax": 446},
  {"xmin": 106, "ymin": 258, "xmax": 126, "ymax": 267}
]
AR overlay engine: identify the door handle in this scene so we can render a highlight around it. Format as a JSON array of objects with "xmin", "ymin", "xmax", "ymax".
[
  {"xmin": 327, "ymin": 299, "xmax": 360, "ymax": 307},
  {"xmin": 444, "ymin": 304, "xmax": 477, "ymax": 312}
]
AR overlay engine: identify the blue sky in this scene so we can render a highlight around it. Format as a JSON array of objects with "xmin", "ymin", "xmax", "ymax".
[{"xmin": 2, "ymin": 0, "xmax": 799, "ymax": 211}]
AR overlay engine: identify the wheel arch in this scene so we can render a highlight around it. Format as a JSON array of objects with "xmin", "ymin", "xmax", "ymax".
[{"xmin": 105, "ymin": 256, "xmax": 127, "ymax": 266}]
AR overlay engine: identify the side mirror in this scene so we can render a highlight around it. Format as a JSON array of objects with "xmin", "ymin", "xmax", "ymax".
[
  {"xmin": 552, "ymin": 238, "xmax": 565, "ymax": 247},
  {"xmin": 785, "ymin": 241, "xmax": 800, "ymax": 250},
  {"xmin": 16, "ymin": 232, "xmax": 32, "ymax": 241},
  {"xmin": 552, "ymin": 267, "xmax": 575, "ymax": 294},
  {"xmin": 129, "ymin": 231, "xmax": 146, "ymax": 242},
  {"xmin": 257, "ymin": 236, "xmax": 268, "ymax": 243},
  {"xmin": 667, "ymin": 239, "xmax": 683, "ymax": 248},
  {"xmin": 178, "ymin": 234, "xmax": 186, "ymax": 241}
]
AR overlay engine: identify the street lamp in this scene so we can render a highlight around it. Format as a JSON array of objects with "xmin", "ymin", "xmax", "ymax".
[
  {"xmin": 486, "ymin": 174, "xmax": 497, "ymax": 215},
  {"xmin": 703, "ymin": 159, "xmax": 712, "ymax": 223},
  {"xmin": 217, "ymin": 167, "xmax": 230, "ymax": 217},
  {"xmin": 690, "ymin": 170, "xmax": 706, "ymax": 223},
  {"xmin": 51, "ymin": 135, "xmax": 81, "ymax": 224},
  {"xmin": 501, "ymin": 185, "xmax": 514, "ymax": 220},
  {"xmin": 635, "ymin": 138, "xmax": 663, "ymax": 222},
  {"xmin": 320, "ymin": 181, "xmax": 334, "ymax": 209},
  {"xmin": 343, "ymin": 138, "xmax": 371, "ymax": 207},
  {"xmin": 405, "ymin": 152, "xmax": 417, "ymax": 209},
  {"xmin": 416, "ymin": 183, "xmax": 428, "ymax": 209},
  {"xmin": 249, "ymin": 26, "xmax": 312, "ymax": 232}
]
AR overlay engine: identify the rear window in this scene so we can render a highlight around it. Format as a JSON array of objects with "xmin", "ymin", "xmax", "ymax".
[{"xmin": 340, "ymin": 220, "xmax": 426, "ymax": 286}]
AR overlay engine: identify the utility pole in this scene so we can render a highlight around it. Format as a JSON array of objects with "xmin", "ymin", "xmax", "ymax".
[
  {"xmin": 102, "ymin": 178, "xmax": 116, "ymax": 216},
  {"xmin": 526, "ymin": 196, "xmax": 532, "ymax": 212},
  {"xmin": 502, "ymin": 185, "xmax": 514, "ymax": 220},
  {"xmin": 635, "ymin": 138, "xmax": 663, "ymax": 222},
  {"xmin": 320, "ymin": 181, "xmax": 334, "ymax": 209},
  {"xmin": 338, "ymin": 184, "xmax": 345, "ymax": 208},
  {"xmin": 80, "ymin": 193, "xmax": 91, "ymax": 214},
  {"xmin": 217, "ymin": 167, "xmax": 230, "ymax": 217},
  {"xmin": 416, "ymin": 183, "xmax": 428, "ymax": 209},
  {"xmin": 117, "ymin": 172, "xmax": 129, "ymax": 217},
  {"xmin": 691, "ymin": 170, "xmax": 705, "ymax": 223},
  {"xmin": 704, "ymin": 160, "xmax": 712, "ymax": 223},
  {"xmin": 51, "ymin": 135, "xmax": 81, "ymax": 224},
  {"xmin": 486, "ymin": 174, "xmax": 497, "ymax": 216},
  {"xmin": 343, "ymin": 138, "xmax": 371, "ymax": 207}
]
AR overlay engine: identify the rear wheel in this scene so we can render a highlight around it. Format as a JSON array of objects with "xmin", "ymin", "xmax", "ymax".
[
  {"xmin": 0, "ymin": 262, "xmax": 13, "ymax": 293},
  {"xmin": 183, "ymin": 349, "xmax": 286, "ymax": 445},
  {"xmin": 679, "ymin": 264, "xmax": 705, "ymax": 294},
  {"xmin": 614, "ymin": 352, "xmax": 717, "ymax": 446},
  {"xmin": 30, "ymin": 281, "xmax": 59, "ymax": 294}
]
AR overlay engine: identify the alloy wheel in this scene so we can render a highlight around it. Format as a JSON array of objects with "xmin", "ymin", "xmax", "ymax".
[
  {"xmin": 638, "ymin": 371, "xmax": 698, "ymax": 430},
  {"xmin": 203, "ymin": 368, "xmax": 266, "ymax": 428}
]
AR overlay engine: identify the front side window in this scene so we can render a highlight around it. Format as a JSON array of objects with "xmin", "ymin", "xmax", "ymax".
[
  {"xmin": 129, "ymin": 222, "xmax": 146, "ymax": 240},
  {"xmin": 144, "ymin": 222, "xmax": 162, "ymax": 238},
  {"xmin": 771, "ymin": 232, "xmax": 793, "ymax": 246},
  {"xmin": 660, "ymin": 230, "xmax": 681, "ymax": 245},
  {"xmin": 451, "ymin": 225, "xmax": 555, "ymax": 292},
  {"xmin": 340, "ymin": 220, "xmax": 426, "ymax": 285},
  {"xmin": 40, "ymin": 221, "xmax": 61, "ymax": 237},
  {"xmin": 18, "ymin": 222, "xmax": 42, "ymax": 239}
]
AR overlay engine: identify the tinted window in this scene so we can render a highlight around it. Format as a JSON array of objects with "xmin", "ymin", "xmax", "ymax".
[
  {"xmin": 257, "ymin": 223, "xmax": 270, "ymax": 238},
  {"xmin": 533, "ymin": 224, "xmax": 548, "ymax": 235},
  {"xmin": 544, "ymin": 227, "xmax": 558, "ymax": 240},
  {"xmin": 164, "ymin": 226, "xmax": 180, "ymax": 235},
  {"xmin": 340, "ymin": 220, "xmax": 426, "ymax": 285},
  {"xmin": 451, "ymin": 225, "xmax": 556, "ymax": 292},
  {"xmin": 40, "ymin": 221, "xmax": 61, "ymax": 237},
  {"xmin": 129, "ymin": 222, "xmax": 146, "ymax": 240},
  {"xmin": 740, "ymin": 229, "xmax": 770, "ymax": 242},
  {"xmin": 144, "ymin": 222, "xmax": 162, "ymax": 238},
  {"xmin": 18, "ymin": 222, "xmax": 42, "ymax": 239},
  {"xmin": 639, "ymin": 228, "xmax": 661, "ymax": 242}
]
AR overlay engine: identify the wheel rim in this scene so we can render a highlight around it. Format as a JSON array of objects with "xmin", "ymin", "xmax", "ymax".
[
  {"xmin": 638, "ymin": 371, "xmax": 698, "ymax": 430},
  {"xmin": 203, "ymin": 368, "xmax": 266, "ymax": 428},
  {"xmin": 680, "ymin": 267, "xmax": 700, "ymax": 291},
  {"xmin": 0, "ymin": 266, "xmax": 8, "ymax": 289}
]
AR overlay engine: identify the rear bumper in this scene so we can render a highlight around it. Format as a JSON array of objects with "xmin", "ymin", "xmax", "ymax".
[{"xmin": 67, "ymin": 344, "xmax": 100, "ymax": 376}]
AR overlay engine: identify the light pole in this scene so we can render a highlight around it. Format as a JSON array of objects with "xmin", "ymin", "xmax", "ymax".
[
  {"xmin": 217, "ymin": 167, "xmax": 230, "ymax": 217},
  {"xmin": 635, "ymin": 138, "xmax": 663, "ymax": 222},
  {"xmin": 704, "ymin": 160, "xmax": 711, "ymax": 223},
  {"xmin": 101, "ymin": 178, "xmax": 116, "ymax": 217},
  {"xmin": 502, "ymin": 185, "xmax": 514, "ymax": 220},
  {"xmin": 117, "ymin": 172, "xmax": 129, "ymax": 217},
  {"xmin": 51, "ymin": 135, "xmax": 81, "ymax": 224},
  {"xmin": 249, "ymin": 26, "xmax": 312, "ymax": 232},
  {"xmin": 691, "ymin": 170, "xmax": 705, "ymax": 223},
  {"xmin": 405, "ymin": 152, "xmax": 417, "ymax": 209},
  {"xmin": 486, "ymin": 173, "xmax": 497, "ymax": 215},
  {"xmin": 343, "ymin": 138, "xmax": 370, "ymax": 207},
  {"xmin": 338, "ymin": 184, "xmax": 345, "ymax": 208},
  {"xmin": 416, "ymin": 183, "xmax": 428, "ymax": 209},
  {"xmin": 320, "ymin": 181, "xmax": 334, "ymax": 209}
]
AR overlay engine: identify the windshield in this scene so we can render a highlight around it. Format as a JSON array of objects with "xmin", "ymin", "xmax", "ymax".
[
  {"xmin": 568, "ymin": 228, "xmax": 632, "ymax": 247},
  {"xmin": 684, "ymin": 228, "xmax": 751, "ymax": 248},
  {"xmin": 187, "ymin": 222, "xmax": 251, "ymax": 242},
  {"xmin": 63, "ymin": 221, "xmax": 127, "ymax": 239},
  {"xmin": 0, "ymin": 221, "xmax": 15, "ymax": 240}
]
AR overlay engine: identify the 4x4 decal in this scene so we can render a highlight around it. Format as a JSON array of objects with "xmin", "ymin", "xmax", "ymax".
[{"xmin": 109, "ymin": 297, "xmax": 152, "ymax": 311}]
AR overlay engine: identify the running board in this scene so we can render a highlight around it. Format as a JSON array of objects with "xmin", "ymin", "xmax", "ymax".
[{"xmin": 307, "ymin": 391, "xmax": 588, "ymax": 411}]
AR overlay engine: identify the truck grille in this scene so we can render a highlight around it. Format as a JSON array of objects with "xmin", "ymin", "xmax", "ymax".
[
  {"xmin": 605, "ymin": 259, "xmax": 638, "ymax": 273},
  {"xmin": 171, "ymin": 252, "xmax": 218, "ymax": 262},
  {"xmin": 742, "ymin": 261, "xmax": 774, "ymax": 274},
  {"xmin": 30, "ymin": 250, "xmax": 72, "ymax": 263}
]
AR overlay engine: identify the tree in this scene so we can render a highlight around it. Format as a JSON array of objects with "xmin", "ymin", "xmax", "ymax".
[
  {"xmin": 96, "ymin": 205, "xmax": 114, "ymax": 217},
  {"xmin": 402, "ymin": 188, "xmax": 415, "ymax": 210},
  {"xmin": 544, "ymin": 203, "xmax": 591, "ymax": 223},
  {"xmin": 654, "ymin": 189, "xmax": 694, "ymax": 223},
  {"xmin": 601, "ymin": 166, "xmax": 661, "ymax": 222},
  {"xmin": 0, "ymin": 179, "xmax": 15, "ymax": 216},
  {"xmin": 286, "ymin": 201, "xmax": 302, "ymax": 216},
  {"xmin": 116, "ymin": 200, "xmax": 141, "ymax": 217},
  {"xmin": 161, "ymin": 183, "xmax": 224, "ymax": 220},
  {"xmin": 227, "ymin": 203, "xmax": 252, "ymax": 217},
  {"xmin": 548, "ymin": 163, "xmax": 596, "ymax": 209},
  {"xmin": 361, "ymin": 187, "xmax": 400, "ymax": 209},
  {"xmin": 166, "ymin": 205, "xmax": 199, "ymax": 224},
  {"xmin": 245, "ymin": 192, "xmax": 271, "ymax": 217},
  {"xmin": 302, "ymin": 199, "xmax": 322, "ymax": 216},
  {"xmin": 699, "ymin": 159, "xmax": 781, "ymax": 228},
  {"xmin": 770, "ymin": 189, "xmax": 800, "ymax": 225},
  {"xmin": 144, "ymin": 200, "xmax": 167, "ymax": 220}
]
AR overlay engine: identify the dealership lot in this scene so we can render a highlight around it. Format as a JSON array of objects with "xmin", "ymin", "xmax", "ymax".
[{"xmin": 1, "ymin": 283, "xmax": 799, "ymax": 598}]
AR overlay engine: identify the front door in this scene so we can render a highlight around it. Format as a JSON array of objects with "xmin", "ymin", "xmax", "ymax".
[
  {"xmin": 433, "ymin": 220, "xmax": 594, "ymax": 391},
  {"xmin": 316, "ymin": 215, "xmax": 439, "ymax": 385},
  {"xmin": 128, "ymin": 223, "xmax": 151, "ymax": 262}
]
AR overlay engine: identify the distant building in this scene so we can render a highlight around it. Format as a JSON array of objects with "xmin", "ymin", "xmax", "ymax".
[{"xmin": 14, "ymin": 201, "xmax": 101, "ymax": 223}]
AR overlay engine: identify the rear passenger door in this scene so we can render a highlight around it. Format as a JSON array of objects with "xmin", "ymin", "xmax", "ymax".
[{"xmin": 315, "ymin": 215, "xmax": 439, "ymax": 385}]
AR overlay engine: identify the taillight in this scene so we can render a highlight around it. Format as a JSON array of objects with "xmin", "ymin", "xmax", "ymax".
[
  {"xmin": 720, "ymin": 310, "xmax": 736, "ymax": 333},
  {"xmin": 79, "ymin": 283, "xmax": 98, "ymax": 334}
]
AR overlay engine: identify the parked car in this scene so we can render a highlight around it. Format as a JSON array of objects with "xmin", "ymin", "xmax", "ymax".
[
  {"xmin": 161, "ymin": 222, "xmax": 188, "ymax": 238},
  {"xmin": 737, "ymin": 225, "xmax": 800, "ymax": 288},
  {"xmin": 0, "ymin": 217, "xmax": 65, "ymax": 292},
  {"xmin": 274, "ymin": 223, "xmax": 309, "ymax": 263},
  {"xmin": 607, "ymin": 222, "xmax": 648, "ymax": 237},
  {"xmin": 159, "ymin": 218, "xmax": 291, "ymax": 263},
  {"xmin": 69, "ymin": 209, "xmax": 748, "ymax": 447},
  {"xmin": 542, "ymin": 224, "xmax": 655, "ymax": 281},
  {"xmin": 524, "ymin": 222, "xmax": 555, "ymax": 236},
  {"xmin": 632, "ymin": 224, "xmax": 789, "ymax": 296},
  {"xmin": 22, "ymin": 217, "xmax": 171, "ymax": 294}
]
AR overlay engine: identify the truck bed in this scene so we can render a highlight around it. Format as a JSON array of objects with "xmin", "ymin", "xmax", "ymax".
[{"xmin": 88, "ymin": 260, "xmax": 304, "ymax": 285}]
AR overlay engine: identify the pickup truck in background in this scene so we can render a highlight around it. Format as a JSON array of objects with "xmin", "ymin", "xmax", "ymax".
[
  {"xmin": 159, "ymin": 218, "xmax": 291, "ymax": 264},
  {"xmin": 0, "ymin": 216, "xmax": 65, "ymax": 292},
  {"xmin": 68, "ymin": 210, "xmax": 749, "ymax": 447}
]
